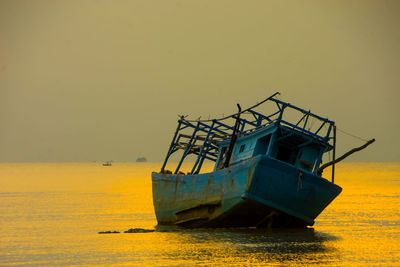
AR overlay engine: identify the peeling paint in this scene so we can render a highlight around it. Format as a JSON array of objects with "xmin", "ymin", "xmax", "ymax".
[
  {"xmin": 174, "ymin": 175, "xmax": 178, "ymax": 200},
  {"xmin": 207, "ymin": 174, "xmax": 213, "ymax": 187},
  {"xmin": 152, "ymin": 156, "xmax": 341, "ymax": 227}
]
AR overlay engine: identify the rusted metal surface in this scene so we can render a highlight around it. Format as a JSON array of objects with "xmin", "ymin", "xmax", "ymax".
[
  {"xmin": 152, "ymin": 155, "xmax": 341, "ymax": 228},
  {"xmin": 152, "ymin": 157, "xmax": 256, "ymax": 226}
]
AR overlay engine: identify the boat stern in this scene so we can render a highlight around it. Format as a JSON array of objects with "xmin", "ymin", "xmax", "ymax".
[{"xmin": 244, "ymin": 155, "xmax": 342, "ymax": 226}]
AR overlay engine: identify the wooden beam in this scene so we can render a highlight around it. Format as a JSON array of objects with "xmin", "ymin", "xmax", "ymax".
[{"xmin": 317, "ymin": 138, "xmax": 375, "ymax": 175}]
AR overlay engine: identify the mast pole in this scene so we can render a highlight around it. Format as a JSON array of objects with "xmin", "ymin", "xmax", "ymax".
[{"xmin": 224, "ymin": 104, "xmax": 242, "ymax": 168}]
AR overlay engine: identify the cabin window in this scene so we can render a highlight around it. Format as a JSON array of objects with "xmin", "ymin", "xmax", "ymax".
[
  {"xmin": 273, "ymin": 129, "xmax": 321, "ymax": 172},
  {"xmin": 273, "ymin": 131, "xmax": 299, "ymax": 165},
  {"xmin": 239, "ymin": 144, "xmax": 245, "ymax": 153},
  {"xmin": 276, "ymin": 145, "xmax": 298, "ymax": 165},
  {"xmin": 253, "ymin": 135, "xmax": 271, "ymax": 156}
]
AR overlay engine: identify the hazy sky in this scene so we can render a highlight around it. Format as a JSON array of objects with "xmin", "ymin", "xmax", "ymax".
[{"xmin": 1, "ymin": 0, "xmax": 399, "ymax": 162}]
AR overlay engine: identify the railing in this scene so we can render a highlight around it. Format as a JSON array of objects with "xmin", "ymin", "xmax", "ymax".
[{"xmin": 160, "ymin": 92, "xmax": 335, "ymax": 175}]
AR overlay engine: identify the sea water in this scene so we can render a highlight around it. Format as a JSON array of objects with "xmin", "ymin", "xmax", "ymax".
[{"xmin": 0, "ymin": 162, "xmax": 399, "ymax": 266}]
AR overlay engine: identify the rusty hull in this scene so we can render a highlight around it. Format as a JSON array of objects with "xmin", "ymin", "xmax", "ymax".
[{"xmin": 151, "ymin": 155, "xmax": 342, "ymax": 228}]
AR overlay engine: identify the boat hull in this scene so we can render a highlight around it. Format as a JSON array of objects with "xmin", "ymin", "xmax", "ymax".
[{"xmin": 151, "ymin": 155, "xmax": 342, "ymax": 228}]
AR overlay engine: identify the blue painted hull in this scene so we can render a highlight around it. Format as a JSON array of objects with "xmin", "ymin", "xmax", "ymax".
[{"xmin": 152, "ymin": 155, "xmax": 342, "ymax": 228}]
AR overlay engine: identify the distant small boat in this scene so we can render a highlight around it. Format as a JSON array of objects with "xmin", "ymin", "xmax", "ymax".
[
  {"xmin": 102, "ymin": 161, "xmax": 112, "ymax": 166},
  {"xmin": 152, "ymin": 92, "xmax": 374, "ymax": 228},
  {"xmin": 136, "ymin": 157, "xmax": 147, "ymax": 162}
]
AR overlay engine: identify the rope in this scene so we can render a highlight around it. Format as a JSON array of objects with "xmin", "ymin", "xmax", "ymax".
[{"xmin": 336, "ymin": 128, "xmax": 369, "ymax": 142}]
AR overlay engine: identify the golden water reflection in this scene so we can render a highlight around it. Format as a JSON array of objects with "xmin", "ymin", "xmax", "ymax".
[
  {"xmin": 0, "ymin": 162, "xmax": 399, "ymax": 265},
  {"xmin": 151, "ymin": 227, "xmax": 340, "ymax": 265}
]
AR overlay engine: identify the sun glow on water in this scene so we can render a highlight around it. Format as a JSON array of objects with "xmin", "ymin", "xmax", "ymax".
[{"xmin": 0, "ymin": 162, "xmax": 399, "ymax": 265}]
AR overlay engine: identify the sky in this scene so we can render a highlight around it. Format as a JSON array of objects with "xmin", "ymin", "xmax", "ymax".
[{"xmin": 0, "ymin": 0, "xmax": 399, "ymax": 162}]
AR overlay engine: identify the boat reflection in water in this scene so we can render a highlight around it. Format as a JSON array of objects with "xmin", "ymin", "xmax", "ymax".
[{"xmin": 154, "ymin": 225, "xmax": 339, "ymax": 264}]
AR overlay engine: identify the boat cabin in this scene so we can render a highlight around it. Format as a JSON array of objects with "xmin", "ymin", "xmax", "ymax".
[{"xmin": 215, "ymin": 124, "xmax": 331, "ymax": 175}]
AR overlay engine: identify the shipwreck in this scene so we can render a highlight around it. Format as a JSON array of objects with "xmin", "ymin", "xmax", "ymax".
[{"xmin": 152, "ymin": 92, "xmax": 374, "ymax": 228}]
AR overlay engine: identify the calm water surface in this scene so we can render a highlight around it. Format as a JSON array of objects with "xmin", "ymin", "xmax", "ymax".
[{"xmin": 0, "ymin": 162, "xmax": 399, "ymax": 266}]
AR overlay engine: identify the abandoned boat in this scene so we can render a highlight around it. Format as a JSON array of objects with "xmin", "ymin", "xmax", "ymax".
[{"xmin": 152, "ymin": 92, "xmax": 374, "ymax": 228}]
